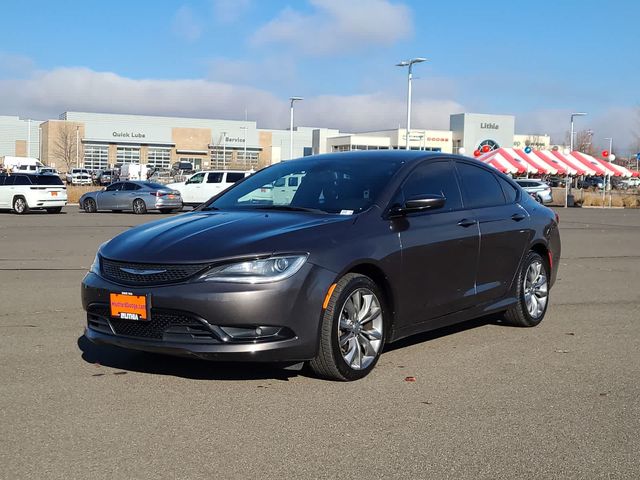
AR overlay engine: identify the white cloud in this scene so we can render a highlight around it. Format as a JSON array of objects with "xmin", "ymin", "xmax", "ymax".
[
  {"xmin": 251, "ymin": 0, "xmax": 413, "ymax": 55},
  {"xmin": 172, "ymin": 5, "xmax": 203, "ymax": 42},
  {"xmin": 0, "ymin": 67, "xmax": 462, "ymax": 133},
  {"xmin": 211, "ymin": 0, "xmax": 251, "ymax": 23},
  {"xmin": 0, "ymin": 52, "xmax": 36, "ymax": 78}
]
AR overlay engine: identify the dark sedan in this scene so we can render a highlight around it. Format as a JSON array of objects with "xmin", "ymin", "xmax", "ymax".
[
  {"xmin": 81, "ymin": 152, "xmax": 561, "ymax": 381},
  {"xmin": 79, "ymin": 181, "xmax": 183, "ymax": 214}
]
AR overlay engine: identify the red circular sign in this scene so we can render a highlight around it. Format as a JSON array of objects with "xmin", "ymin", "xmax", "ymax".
[
  {"xmin": 473, "ymin": 149, "xmax": 481, "ymax": 157},
  {"xmin": 481, "ymin": 145, "xmax": 491, "ymax": 153},
  {"xmin": 602, "ymin": 150, "xmax": 609, "ymax": 157}
]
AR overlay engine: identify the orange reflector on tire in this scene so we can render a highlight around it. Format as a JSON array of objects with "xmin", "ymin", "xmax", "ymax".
[{"xmin": 323, "ymin": 283, "xmax": 337, "ymax": 310}]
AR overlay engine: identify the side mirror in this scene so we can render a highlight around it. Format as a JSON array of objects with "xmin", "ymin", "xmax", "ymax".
[{"xmin": 390, "ymin": 194, "xmax": 446, "ymax": 216}]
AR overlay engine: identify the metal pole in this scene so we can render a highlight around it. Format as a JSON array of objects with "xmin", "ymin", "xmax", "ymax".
[
  {"xmin": 76, "ymin": 126, "xmax": 79, "ymax": 167},
  {"xmin": 566, "ymin": 118, "xmax": 574, "ymax": 208},
  {"xmin": 222, "ymin": 132, "xmax": 226, "ymax": 169},
  {"xmin": 406, "ymin": 63, "xmax": 412, "ymax": 150},
  {"xmin": 289, "ymin": 101, "xmax": 294, "ymax": 159}
]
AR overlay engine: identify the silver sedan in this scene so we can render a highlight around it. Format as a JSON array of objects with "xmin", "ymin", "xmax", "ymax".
[{"xmin": 79, "ymin": 181, "xmax": 183, "ymax": 214}]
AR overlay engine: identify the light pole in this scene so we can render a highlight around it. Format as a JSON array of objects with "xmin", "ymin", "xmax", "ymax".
[
  {"xmin": 221, "ymin": 131, "xmax": 227, "ymax": 169},
  {"xmin": 289, "ymin": 97, "xmax": 303, "ymax": 160},
  {"xmin": 567, "ymin": 112, "xmax": 587, "ymax": 207},
  {"xmin": 75, "ymin": 125, "xmax": 80, "ymax": 167},
  {"xmin": 396, "ymin": 57, "xmax": 427, "ymax": 150},
  {"xmin": 240, "ymin": 126, "xmax": 248, "ymax": 167}
]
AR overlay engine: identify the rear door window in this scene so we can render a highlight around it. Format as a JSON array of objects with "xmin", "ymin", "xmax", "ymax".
[
  {"xmin": 456, "ymin": 162, "xmax": 506, "ymax": 208},
  {"xmin": 34, "ymin": 175, "xmax": 64, "ymax": 186},
  {"xmin": 105, "ymin": 183, "xmax": 123, "ymax": 192},
  {"xmin": 14, "ymin": 175, "xmax": 31, "ymax": 185},
  {"xmin": 123, "ymin": 183, "xmax": 141, "ymax": 191},
  {"xmin": 226, "ymin": 172, "xmax": 245, "ymax": 183}
]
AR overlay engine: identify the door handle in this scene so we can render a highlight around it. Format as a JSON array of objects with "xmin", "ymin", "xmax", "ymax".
[
  {"xmin": 511, "ymin": 213, "xmax": 526, "ymax": 221},
  {"xmin": 457, "ymin": 218, "xmax": 476, "ymax": 228}
]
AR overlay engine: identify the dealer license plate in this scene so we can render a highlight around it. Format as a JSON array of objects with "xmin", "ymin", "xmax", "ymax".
[{"xmin": 110, "ymin": 293, "xmax": 149, "ymax": 321}]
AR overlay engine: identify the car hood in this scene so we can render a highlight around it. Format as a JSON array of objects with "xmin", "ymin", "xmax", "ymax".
[{"xmin": 101, "ymin": 210, "xmax": 354, "ymax": 263}]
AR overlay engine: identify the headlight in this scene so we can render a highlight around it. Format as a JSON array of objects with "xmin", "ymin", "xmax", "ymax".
[
  {"xmin": 200, "ymin": 254, "xmax": 308, "ymax": 284},
  {"xmin": 89, "ymin": 241, "xmax": 110, "ymax": 274}
]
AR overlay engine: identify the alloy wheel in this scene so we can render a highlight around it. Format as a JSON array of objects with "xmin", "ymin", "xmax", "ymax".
[
  {"xmin": 524, "ymin": 260, "xmax": 548, "ymax": 319},
  {"xmin": 337, "ymin": 288, "xmax": 383, "ymax": 370},
  {"xmin": 14, "ymin": 198, "xmax": 26, "ymax": 213}
]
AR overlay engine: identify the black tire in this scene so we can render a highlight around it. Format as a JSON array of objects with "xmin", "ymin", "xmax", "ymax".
[
  {"xmin": 46, "ymin": 207, "xmax": 63, "ymax": 214},
  {"xmin": 84, "ymin": 198, "xmax": 97, "ymax": 213},
  {"xmin": 132, "ymin": 199, "xmax": 147, "ymax": 215},
  {"xmin": 308, "ymin": 273, "xmax": 387, "ymax": 381},
  {"xmin": 12, "ymin": 196, "xmax": 29, "ymax": 215},
  {"xmin": 503, "ymin": 251, "xmax": 549, "ymax": 327},
  {"xmin": 535, "ymin": 195, "xmax": 544, "ymax": 204}
]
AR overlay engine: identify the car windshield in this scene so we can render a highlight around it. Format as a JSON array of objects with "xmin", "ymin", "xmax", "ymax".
[{"xmin": 204, "ymin": 156, "xmax": 405, "ymax": 214}]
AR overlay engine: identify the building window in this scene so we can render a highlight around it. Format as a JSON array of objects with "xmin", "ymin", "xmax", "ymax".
[
  {"xmin": 179, "ymin": 157, "xmax": 203, "ymax": 171},
  {"xmin": 236, "ymin": 151, "xmax": 259, "ymax": 169},
  {"xmin": 332, "ymin": 145, "xmax": 351, "ymax": 152},
  {"xmin": 147, "ymin": 148, "xmax": 171, "ymax": 170},
  {"xmin": 210, "ymin": 147, "xmax": 234, "ymax": 169},
  {"xmin": 116, "ymin": 146, "xmax": 140, "ymax": 164},
  {"xmin": 84, "ymin": 144, "xmax": 109, "ymax": 170}
]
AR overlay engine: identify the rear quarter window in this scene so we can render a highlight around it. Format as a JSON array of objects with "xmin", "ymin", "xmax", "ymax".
[
  {"xmin": 14, "ymin": 175, "xmax": 31, "ymax": 185},
  {"xmin": 226, "ymin": 172, "xmax": 246, "ymax": 183}
]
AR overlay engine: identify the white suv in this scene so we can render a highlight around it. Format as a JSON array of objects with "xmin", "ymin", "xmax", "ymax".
[
  {"xmin": 167, "ymin": 170, "xmax": 250, "ymax": 206},
  {"xmin": 0, "ymin": 173, "xmax": 68, "ymax": 214}
]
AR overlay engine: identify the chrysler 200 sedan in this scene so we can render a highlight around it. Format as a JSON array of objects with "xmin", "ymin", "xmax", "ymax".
[{"xmin": 82, "ymin": 151, "xmax": 561, "ymax": 381}]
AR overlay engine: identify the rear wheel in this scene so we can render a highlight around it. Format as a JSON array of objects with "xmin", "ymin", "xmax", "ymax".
[
  {"xmin": 503, "ymin": 251, "xmax": 549, "ymax": 327},
  {"xmin": 83, "ymin": 198, "xmax": 97, "ymax": 213},
  {"xmin": 12, "ymin": 196, "xmax": 29, "ymax": 214},
  {"xmin": 46, "ymin": 207, "xmax": 63, "ymax": 214},
  {"xmin": 308, "ymin": 273, "xmax": 386, "ymax": 381},
  {"xmin": 132, "ymin": 199, "xmax": 147, "ymax": 214}
]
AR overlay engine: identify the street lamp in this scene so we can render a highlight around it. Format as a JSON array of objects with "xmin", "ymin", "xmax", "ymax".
[
  {"xmin": 240, "ymin": 126, "xmax": 248, "ymax": 167},
  {"xmin": 75, "ymin": 125, "xmax": 80, "ymax": 168},
  {"xmin": 566, "ymin": 112, "xmax": 587, "ymax": 208},
  {"xmin": 289, "ymin": 97, "xmax": 303, "ymax": 160},
  {"xmin": 396, "ymin": 57, "xmax": 427, "ymax": 150}
]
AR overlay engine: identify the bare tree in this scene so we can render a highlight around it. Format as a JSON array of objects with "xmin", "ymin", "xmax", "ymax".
[{"xmin": 53, "ymin": 124, "xmax": 83, "ymax": 171}]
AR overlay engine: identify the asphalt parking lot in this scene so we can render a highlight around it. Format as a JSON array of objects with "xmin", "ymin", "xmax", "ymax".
[{"xmin": 1, "ymin": 206, "xmax": 638, "ymax": 479}]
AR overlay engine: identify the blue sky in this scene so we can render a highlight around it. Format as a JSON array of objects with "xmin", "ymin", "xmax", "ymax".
[{"xmin": 1, "ymin": 0, "xmax": 639, "ymax": 151}]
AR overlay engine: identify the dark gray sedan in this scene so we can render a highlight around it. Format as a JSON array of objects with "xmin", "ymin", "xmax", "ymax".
[
  {"xmin": 82, "ymin": 152, "xmax": 560, "ymax": 380},
  {"xmin": 79, "ymin": 181, "xmax": 183, "ymax": 214}
]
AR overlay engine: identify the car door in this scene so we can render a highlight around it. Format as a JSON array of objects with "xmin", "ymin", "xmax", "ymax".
[
  {"xmin": 96, "ymin": 182, "xmax": 123, "ymax": 210},
  {"xmin": 182, "ymin": 172, "xmax": 206, "ymax": 203},
  {"xmin": 120, "ymin": 182, "xmax": 143, "ymax": 209},
  {"xmin": 203, "ymin": 172, "xmax": 224, "ymax": 201},
  {"xmin": 393, "ymin": 159, "xmax": 479, "ymax": 327},
  {"xmin": 455, "ymin": 161, "xmax": 531, "ymax": 304}
]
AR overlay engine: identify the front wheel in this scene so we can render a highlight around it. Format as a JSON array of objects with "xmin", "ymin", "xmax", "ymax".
[
  {"xmin": 83, "ymin": 198, "xmax": 97, "ymax": 213},
  {"xmin": 308, "ymin": 273, "xmax": 386, "ymax": 381},
  {"xmin": 503, "ymin": 251, "xmax": 549, "ymax": 327}
]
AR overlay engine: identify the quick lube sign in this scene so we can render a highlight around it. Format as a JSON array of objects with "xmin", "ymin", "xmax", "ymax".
[{"xmin": 85, "ymin": 123, "xmax": 172, "ymax": 144}]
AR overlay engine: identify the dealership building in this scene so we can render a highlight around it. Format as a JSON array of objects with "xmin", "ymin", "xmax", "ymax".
[{"xmin": 1, "ymin": 111, "xmax": 550, "ymax": 171}]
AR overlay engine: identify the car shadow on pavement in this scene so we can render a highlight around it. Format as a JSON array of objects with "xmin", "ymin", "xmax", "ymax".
[
  {"xmin": 384, "ymin": 315, "xmax": 499, "ymax": 353},
  {"xmin": 77, "ymin": 335, "xmax": 299, "ymax": 381}
]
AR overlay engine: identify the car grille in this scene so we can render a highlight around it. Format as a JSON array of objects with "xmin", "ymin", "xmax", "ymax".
[
  {"xmin": 87, "ymin": 305, "xmax": 220, "ymax": 343},
  {"xmin": 101, "ymin": 258, "xmax": 210, "ymax": 285}
]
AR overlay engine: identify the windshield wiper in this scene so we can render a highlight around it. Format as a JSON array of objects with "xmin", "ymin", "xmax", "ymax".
[{"xmin": 254, "ymin": 205, "xmax": 326, "ymax": 214}]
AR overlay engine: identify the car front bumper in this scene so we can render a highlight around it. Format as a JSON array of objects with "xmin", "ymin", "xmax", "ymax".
[{"xmin": 81, "ymin": 263, "xmax": 336, "ymax": 362}]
